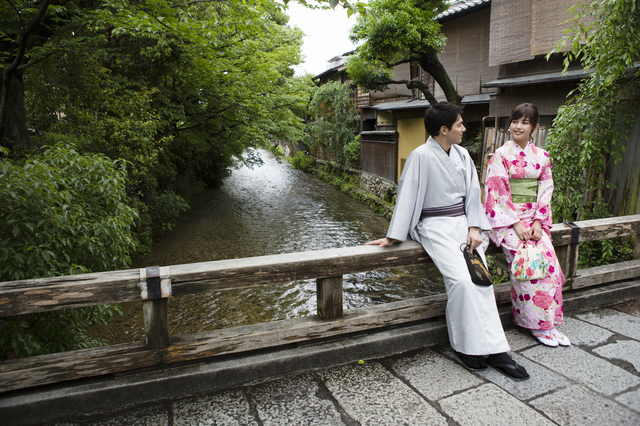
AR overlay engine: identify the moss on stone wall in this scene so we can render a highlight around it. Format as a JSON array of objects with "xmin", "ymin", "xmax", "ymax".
[{"xmin": 310, "ymin": 164, "xmax": 395, "ymax": 220}]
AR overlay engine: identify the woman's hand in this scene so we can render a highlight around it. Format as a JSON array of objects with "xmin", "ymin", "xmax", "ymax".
[
  {"xmin": 365, "ymin": 237, "xmax": 397, "ymax": 248},
  {"xmin": 512, "ymin": 221, "xmax": 532, "ymax": 241},
  {"xmin": 530, "ymin": 220, "xmax": 543, "ymax": 241}
]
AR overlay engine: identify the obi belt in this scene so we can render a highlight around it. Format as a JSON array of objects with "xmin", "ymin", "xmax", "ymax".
[
  {"xmin": 510, "ymin": 178, "xmax": 538, "ymax": 204},
  {"xmin": 420, "ymin": 201, "xmax": 465, "ymax": 220}
]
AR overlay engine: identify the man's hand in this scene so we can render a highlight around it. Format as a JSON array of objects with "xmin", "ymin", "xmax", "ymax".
[
  {"xmin": 467, "ymin": 227, "xmax": 483, "ymax": 251},
  {"xmin": 365, "ymin": 237, "xmax": 396, "ymax": 248}
]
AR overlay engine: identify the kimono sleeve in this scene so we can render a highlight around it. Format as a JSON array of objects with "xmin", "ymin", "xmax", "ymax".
[
  {"xmin": 483, "ymin": 148, "xmax": 520, "ymax": 229},
  {"xmin": 462, "ymin": 150, "xmax": 491, "ymax": 232},
  {"xmin": 386, "ymin": 150, "xmax": 423, "ymax": 242},
  {"xmin": 534, "ymin": 151, "xmax": 554, "ymax": 233}
]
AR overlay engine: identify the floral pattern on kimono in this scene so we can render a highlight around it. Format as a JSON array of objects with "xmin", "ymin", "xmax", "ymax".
[{"xmin": 484, "ymin": 140, "xmax": 565, "ymax": 330}]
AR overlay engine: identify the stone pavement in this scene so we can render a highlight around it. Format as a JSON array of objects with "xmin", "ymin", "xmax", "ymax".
[{"xmin": 53, "ymin": 302, "xmax": 640, "ymax": 426}]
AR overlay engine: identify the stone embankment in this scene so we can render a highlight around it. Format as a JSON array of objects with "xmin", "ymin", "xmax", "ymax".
[{"xmin": 311, "ymin": 161, "xmax": 396, "ymax": 219}]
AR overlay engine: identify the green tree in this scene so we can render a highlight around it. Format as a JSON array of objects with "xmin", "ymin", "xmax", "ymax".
[
  {"xmin": 545, "ymin": 0, "xmax": 640, "ymax": 222},
  {"xmin": 307, "ymin": 81, "xmax": 360, "ymax": 168},
  {"xmin": 16, "ymin": 1, "xmax": 314, "ymax": 249},
  {"xmin": 346, "ymin": 0, "xmax": 459, "ymax": 105},
  {"xmin": 0, "ymin": 144, "xmax": 137, "ymax": 358}
]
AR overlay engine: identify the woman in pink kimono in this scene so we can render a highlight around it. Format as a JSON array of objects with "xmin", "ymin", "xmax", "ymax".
[{"xmin": 484, "ymin": 103, "xmax": 570, "ymax": 347}]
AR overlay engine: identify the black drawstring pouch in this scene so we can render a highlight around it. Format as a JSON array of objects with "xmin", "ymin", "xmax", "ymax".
[{"xmin": 460, "ymin": 243, "xmax": 493, "ymax": 286}]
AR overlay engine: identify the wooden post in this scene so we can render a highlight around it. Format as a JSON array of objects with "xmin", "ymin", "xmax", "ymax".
[
  {"xmin": 561, "ymin": 222, "xmax": 581, "ymax": 290},
  {"xmin": 140, "ymin": 266, "xmax": 172, "ymax": 348},
  {"xmin": 317, "ymin": 275, "xmax": 343, "ymax": 320},
  {"xmin": 635, "ymin": 233, "xmax": 640, "ymax": 260},
  {"xmin": 143, "ymin": 299, "xmax": 170, "ymax": 348}
]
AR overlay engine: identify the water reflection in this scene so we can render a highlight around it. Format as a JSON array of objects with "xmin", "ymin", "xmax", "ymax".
[{"xmin": 96, "ymin": 151, "xmax": 444, "ymax": 344}]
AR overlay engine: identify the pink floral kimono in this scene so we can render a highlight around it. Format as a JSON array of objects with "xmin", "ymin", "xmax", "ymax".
[{"xmin": 484, "ymin": 140, "xmax": 565, "ymax": 330}]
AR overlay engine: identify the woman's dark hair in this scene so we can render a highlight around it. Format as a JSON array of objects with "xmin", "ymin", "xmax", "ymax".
[
  {"xmin": 424, "ymin": 102, "xmax": 464, "ymax": 136},
  {"xmin": 510, "ymin": 103, "xmax": 539, "ymax": 127}
]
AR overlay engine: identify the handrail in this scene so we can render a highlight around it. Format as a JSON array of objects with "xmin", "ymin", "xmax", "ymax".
[
  {"xmin": 2, "ymin": 215, "xmax": 639, "ymax": 317},
  {"xmin": 0, "ymin": 214, "xmax": 639, "ymax": 392}
]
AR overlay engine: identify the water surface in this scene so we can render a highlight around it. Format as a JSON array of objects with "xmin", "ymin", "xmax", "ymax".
[{"xmin": 94, "ymin": 151, "xmax": 444, "ymax": 343}]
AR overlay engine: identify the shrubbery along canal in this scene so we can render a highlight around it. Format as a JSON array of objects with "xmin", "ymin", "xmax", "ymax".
[{"xmin": 91, "ymin": 151, "xmax": 444, "ymax": 344}]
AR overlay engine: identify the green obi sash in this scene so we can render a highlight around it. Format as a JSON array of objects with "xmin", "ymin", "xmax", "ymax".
[{"xmin": 510, "ymin": 178, "xmax": 538, "ymax": 203}]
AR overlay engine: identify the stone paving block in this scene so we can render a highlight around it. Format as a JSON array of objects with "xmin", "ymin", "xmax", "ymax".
[
  {"xmin": 575, "ymin": 309, "xmax": 640, "ymax": 340},
  {"xmin": 173, "ymin": 390, "xmax": 257, "ymax": 426},
  {"xmin": 521, "ymin": 345, "xmax": 640, "ymax": 395},
  {"xmin": 593, "ymin": 339, "xmax": 640, "ymax": 373},
  {"xmin": 321, "ymin": 361, "xmax": 447, "ymax": 425},
  {"xmin": 530, "ymin": 384, "xmax": 640, "ymax": 425},
  {"xmin": 475, "ymin": 352, "xmax": 570, "ymax": 400},
  {"xmin": 557, "ymin": 316, "xmax": 614, "ymax": 346},
  {"xmin": 389, "ymin": 348, "xmax": 483, "ymax": 401},
  {"xmin": 62, "ymin": 406, "xmax": 169, "ymax": 426},
  {"xmin": 438, "ymin": 383, "xmax": 553, "ymax": 426},
  {"xmin": 246, "ymin": 374, "xmax": 342, "ymax": 426},
  {"xmin": 616, "ymin": 387, "xmax": 640, "ymax": 413},
  {"xmin": 504, "ymin": 328, "xmax": 538, "ymax": 351}
]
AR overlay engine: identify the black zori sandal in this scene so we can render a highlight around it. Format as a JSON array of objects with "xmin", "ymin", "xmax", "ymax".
[
  {"xmin": 486, "ymin": 352, "xmax": 530, "ymax": 381},
  {"xmin": 455, "ymin": 351, "xmax": 487, "ymax": 370}
]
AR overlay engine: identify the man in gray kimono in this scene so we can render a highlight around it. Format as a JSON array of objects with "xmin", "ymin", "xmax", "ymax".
[{"xmin": 366, "ymin": 102, "xmax": 529, "ymax": 381}]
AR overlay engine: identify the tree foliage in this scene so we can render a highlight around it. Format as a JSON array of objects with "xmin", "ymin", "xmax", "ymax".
[
  {"xmin": 545, "ymin": 0, "xmax": 640, "ymax": 221},
  {"xmin": 346, "ymin": 0, "xmax": 460, "ymax": 105},
  {"xmin": 0, "ymin": 0, "xmax": 317, "ymax": 357},
  {"xmin": 307, "ymin": 81, "xmax": 360, "ymax": 168},
  {"xmin": 0, "ymin": 144, "xmax": 136, "ymax": 359},
  {"xmin": 0, "ymin": 145, "xmax": 138, "ymax": 281},
  {"xmin": 1, "ymin": 0, "xmax": 316, "ymax": 251}
]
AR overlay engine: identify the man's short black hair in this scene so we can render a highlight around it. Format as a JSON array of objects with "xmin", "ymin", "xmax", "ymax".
[{"xmin": 424, "ymin": 102, "xmax": 464, "ymax": 136}]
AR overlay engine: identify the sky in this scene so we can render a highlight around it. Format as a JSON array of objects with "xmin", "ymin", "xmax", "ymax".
[{"xmin": 285, "ymin": 2, "xmax": 362, "ymax": 77}]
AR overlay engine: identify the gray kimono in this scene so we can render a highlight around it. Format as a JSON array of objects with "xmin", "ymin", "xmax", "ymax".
[{"xmin": 387, "ymin": 137, "xmax": 509, "ymax": 355}]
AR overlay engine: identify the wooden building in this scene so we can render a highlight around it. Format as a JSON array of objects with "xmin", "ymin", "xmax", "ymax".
[
  {"xmin": 313, "ymin": 0, "xmax": 639, "ymax": 215},
  {"xmin": 352, "ymin": 0, "xmax": 590, "ymax": 185}
]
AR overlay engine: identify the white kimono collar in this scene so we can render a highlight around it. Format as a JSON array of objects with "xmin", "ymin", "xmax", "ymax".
[{"xmin": 426, "ymin": 137, "xmax": 465, "ymax": 193}]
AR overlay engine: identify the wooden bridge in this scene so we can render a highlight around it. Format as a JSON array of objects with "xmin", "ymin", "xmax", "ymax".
[{"xmin": 1, "ymin": 215, "xmax": 639, "ymax": 397}]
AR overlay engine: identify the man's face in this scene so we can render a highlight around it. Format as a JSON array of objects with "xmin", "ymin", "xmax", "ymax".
[{"xmin": 446, "ymin": 115, "xmax": 466, "ymax": 145}]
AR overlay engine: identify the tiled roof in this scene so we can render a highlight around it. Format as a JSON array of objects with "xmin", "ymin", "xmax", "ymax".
[{"xmin": 436, "ymin": 0, "xmax": 490, "ymax": 20}]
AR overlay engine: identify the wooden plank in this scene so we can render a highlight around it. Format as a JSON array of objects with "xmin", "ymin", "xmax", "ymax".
[
  {"xmin": 550, "ymin": 215, "xmax": 640, "ymax": 246},
  {"xmin": 1, "ymin": 215, "xmax": 639, "ymax": 317},
  {"xmin": 572, "ymin": 259, "xmax": 640, "ymax": 289},
  {"xmin": 0, "ymin": 244, "xmax": 429, "ymax": 317},
  {"xmin": 167, "ymin": 243, "xmax": 431, "ymax": 297},
  {"xmin": 158, "ymin": 292, "xmax": 449, "ymax": 364},
  {"xmin": 0, "ymin": 293, "xmax": 450, "ymax": 392},
  {"xmin": 0, "ymin": 342, "xmax": 156, "ymax": 392},
  {"xmin": 0, "ymin": 269, "xmax": 141, "ymax": 317}
]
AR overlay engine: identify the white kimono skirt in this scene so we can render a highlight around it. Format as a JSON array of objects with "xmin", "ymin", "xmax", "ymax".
[{"xmin": 387, "ymin": 138, "xmax": 510, "ymax": 356}]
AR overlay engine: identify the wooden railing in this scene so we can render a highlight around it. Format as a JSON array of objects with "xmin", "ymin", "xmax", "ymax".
[{"xmin": 1, "ymin": 215, "xmax": 639, "ymax": 393}]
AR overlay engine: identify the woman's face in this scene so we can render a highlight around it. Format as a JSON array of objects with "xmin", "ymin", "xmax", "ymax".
[{"xmin": 509, "ymin": 116, "xmax": 538, "ymax": 145}]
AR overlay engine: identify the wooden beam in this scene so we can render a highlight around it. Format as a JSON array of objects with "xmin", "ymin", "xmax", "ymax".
[
  {"xmin": 572, "ymin": 259, "xmax": 640, "ymax": 289},
  {"xmin": 0, "ymin": 269, "xmax": 140, "ymax": 317},
  {"xmin": 0, "ymin": 243, "xmax": 429, "ymax": 317},
  {"xmin": 0, "ymin": 292, "xmax": 447, "ymax": 392},
  {"xmin": 1, "ymin": 215, "xmax": 638, "ymax": 318},
  {"xmin": 0, "ymin": 342, "xmax": 156, "ymax": 392}
]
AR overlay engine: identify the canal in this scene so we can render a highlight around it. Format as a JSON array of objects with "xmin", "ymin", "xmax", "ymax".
[{"xmin": 91, "ymin": 150, "xmax": 444, "ymax": 344}]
